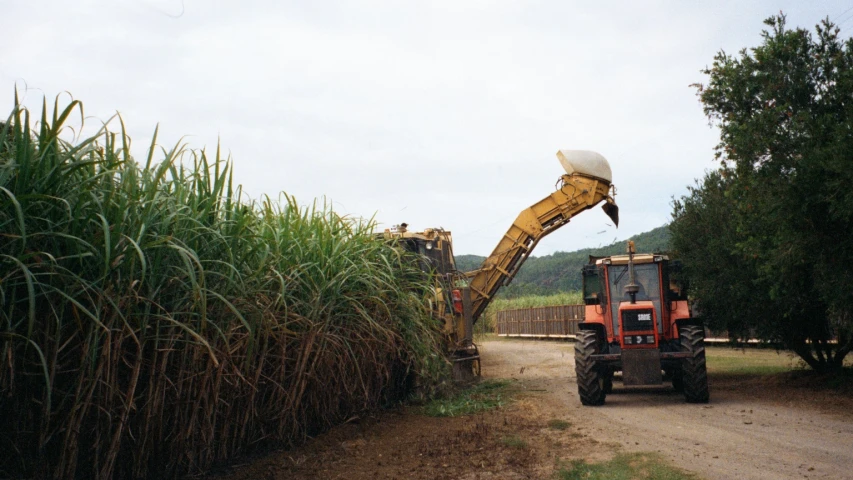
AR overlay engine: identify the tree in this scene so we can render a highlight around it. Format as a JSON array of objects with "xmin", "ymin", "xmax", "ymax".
[{"xmin": 672, "ymin": 14, "xmax": 853, "ymax": 372}]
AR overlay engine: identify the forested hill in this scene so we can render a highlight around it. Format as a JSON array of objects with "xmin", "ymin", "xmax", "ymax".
[{"xmin": 455, "ymin": 225, "xmax": 670, "ymax": 297}]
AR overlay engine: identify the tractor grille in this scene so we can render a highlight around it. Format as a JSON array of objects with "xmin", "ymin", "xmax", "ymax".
[{"xmin": 622, "ymin": 309, "xmax": 654, "ymax": 332}]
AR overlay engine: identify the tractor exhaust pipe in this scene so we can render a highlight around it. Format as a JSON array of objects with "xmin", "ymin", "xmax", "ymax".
[{"xmin": 625, "ymin": 240, "xmax": 639, "ymax": 304}]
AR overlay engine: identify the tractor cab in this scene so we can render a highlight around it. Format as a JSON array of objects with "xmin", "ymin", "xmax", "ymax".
[
  {"xmin": 583, "ymin": 247, "xmax": 689, "ymax": 349},
  {"xmin": 603, "ymin": 253, "xmax": 665, "ymax": 349}
]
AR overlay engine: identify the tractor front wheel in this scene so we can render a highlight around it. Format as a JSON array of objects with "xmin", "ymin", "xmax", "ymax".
[
  {"xmin": 680, "ymin": 325, "xmax": 709, "ymax": 403},
  {"xmin": 575, "ymin": 329, "xmax": 606, "ymax": 406}
]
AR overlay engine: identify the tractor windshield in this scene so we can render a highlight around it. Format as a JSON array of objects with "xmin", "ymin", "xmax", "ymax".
[{"xmin": 607, "ymin": 263, "xmax": 663, "ymax": 334}]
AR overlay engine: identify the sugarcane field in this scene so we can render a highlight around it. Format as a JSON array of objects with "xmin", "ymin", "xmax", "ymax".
[{"xmin": 3, "ymin": 3, "xmax": 853, "ymax": 480}]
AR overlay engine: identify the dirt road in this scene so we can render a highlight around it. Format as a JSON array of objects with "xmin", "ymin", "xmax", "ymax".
[
  {"xmin": 212, "ymin": 339, "xmax": 853, "ymax": 480},
  {"xmin": 484, "ymin": 339, "xmax": 853, "ymax": 480}
]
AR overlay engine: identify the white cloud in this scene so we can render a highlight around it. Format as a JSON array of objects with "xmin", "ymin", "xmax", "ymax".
[{"xmin": 1, "ymin": 0, "xmax": 845, "ymax": 256}]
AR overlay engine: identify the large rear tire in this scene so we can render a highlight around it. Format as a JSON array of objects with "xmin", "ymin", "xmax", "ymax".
[
  {"xmin": 575, "ymin": 329, "xmax": 606, "ymax": 406},
  {"xmin": 680, "ymin": 325, "xmax": 709, "ymax": 403}
]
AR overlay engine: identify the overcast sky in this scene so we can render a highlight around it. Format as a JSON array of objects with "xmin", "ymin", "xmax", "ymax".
[{"xmin": 2, "ymin": 1, "xmax": 849, "ymax": 256}]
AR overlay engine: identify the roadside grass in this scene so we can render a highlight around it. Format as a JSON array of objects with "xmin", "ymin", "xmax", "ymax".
[
  {"xmin": 823, "ymin": 367, "xmax": 853, "ymax": 389},
  {"xmin": 422, "ymin": 379, "xmax": 515, "ymax": 417},
  {"xmin": 474, "ymin": 332, "xmax": 512, "ymax": 342},
  {"xmin": 500, "ymin": 435, "xmax": 528, "ymax": 448},
  {"xmin": 706, "ymin": 347, "xmax": 853, "ymax": 394},
  {"xmin": 547, "ymin": 419, "xmax": 571, "ymax": 430},
  {"xmin": 706, "ymin": 346, "xmax": 802, "ymax": 375},
  {"xmin": 557, "ymin": 452, "xmax": 698, "ymax": 480}
]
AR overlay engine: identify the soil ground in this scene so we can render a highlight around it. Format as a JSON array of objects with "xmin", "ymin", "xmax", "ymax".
[{"xmin": 207, "ymin": 338, "xmax": 853, "ymax": 480}]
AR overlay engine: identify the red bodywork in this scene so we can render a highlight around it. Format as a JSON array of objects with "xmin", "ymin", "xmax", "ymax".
[{"xmin": 583, "ymin": 261, "xmax": 691, "ymax": 345}]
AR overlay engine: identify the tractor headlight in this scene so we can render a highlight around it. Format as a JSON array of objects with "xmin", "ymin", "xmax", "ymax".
[{"xmin": 425, "ymin": 241, "xmax": 434, "ymax": 250}]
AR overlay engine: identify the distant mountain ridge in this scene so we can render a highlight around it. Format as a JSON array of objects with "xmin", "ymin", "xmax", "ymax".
[{"xmin": 455, "ymin": 225, "xmax": 671, "ymax": 298}]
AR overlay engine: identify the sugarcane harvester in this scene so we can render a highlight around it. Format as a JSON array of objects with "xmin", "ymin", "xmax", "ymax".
[{"xmin": 382, "ymin": 150, "xmax": 619, "ymax": 377}]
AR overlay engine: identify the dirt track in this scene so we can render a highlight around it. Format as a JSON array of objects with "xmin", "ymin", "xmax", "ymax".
[
  {"xmin": 212, "ymin": 339, "xmax": 853, "ymax": 480},
  {"xmin": 484, "ymin": 339, "xmax": 853, "ymax": 480}
]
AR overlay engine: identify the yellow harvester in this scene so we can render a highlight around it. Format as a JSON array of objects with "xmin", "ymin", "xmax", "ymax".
[{"xmin": 381, "ymin": 150, "xmax": 619, "ymax": 377}]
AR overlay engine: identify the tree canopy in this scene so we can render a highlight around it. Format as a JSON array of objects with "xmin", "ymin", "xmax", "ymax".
[{"xmin": 672, "ymin": 14, "xmax": 853, "ymax": 372}]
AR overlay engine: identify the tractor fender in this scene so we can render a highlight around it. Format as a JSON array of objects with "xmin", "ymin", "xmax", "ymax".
[{"xmin": 578, "ymin": 321, "xmax": 607, "ymax": 339}]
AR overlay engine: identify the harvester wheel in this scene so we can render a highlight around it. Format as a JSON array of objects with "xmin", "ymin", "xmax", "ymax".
[
  {"xmin": 680, "ymin": 325, "xmax": 709, "ymax": 403},
  {"xmin": 575, "ymin": 329, "xmax": 606, "ymax": 406},
  {"xmin": 452, "ymin": 359, "xmax": 476, "ymax": 382}
]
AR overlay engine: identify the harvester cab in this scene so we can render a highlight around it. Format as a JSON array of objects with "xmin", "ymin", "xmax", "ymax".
[
  {"xmin": 382, "ymin": 150, "xmax": 619, "ymax": 380},
  {"xmin": 575, "ymin": 242, "xmax": 709, "ymax": 405},
  {"xmin": 382, "ymin": 226, "xmax": 458, "ymax": 277},
  {"xmin": 379, "ymin": 225, "xmax": 478, "ymax": 377}
]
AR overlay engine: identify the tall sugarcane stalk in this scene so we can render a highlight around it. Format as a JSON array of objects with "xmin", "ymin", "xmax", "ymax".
[{"xmin": 0, "ymin": 93, "xmax": 447, "ymax": 479}]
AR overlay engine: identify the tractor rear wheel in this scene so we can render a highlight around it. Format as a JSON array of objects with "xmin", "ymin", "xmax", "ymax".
[
  {"xmin": 575, "ymin": 329, "xmax": 606, "ymax": 406},
  {"xmin": 680, "ymin": 325, "xmax": 709, "ymax": 403}
]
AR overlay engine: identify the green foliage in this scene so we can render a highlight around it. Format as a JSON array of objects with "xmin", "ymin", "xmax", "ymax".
[
  {"xmin": 454, "ymin": 254, "xmax": 485, "ymax": 273},
  {"xmin": 558, "ymin": 453, "xmax": 697, "ymax": 480},
  {"xmin": 499, "ymin": 435, "xmax": 528, "ymax": 449},
  {"xmin": 707, "ymin": 349, "xmax": 801, "ymax": 376},
  {"xmin": 671, "ymin": 172, "xmax": 779, "ymax": 339},
  {"xmin": 0, "ymin": 94, "xmax": 447, "ymax": 478},
  {"xmin": 547, "ymin": 419, "xmax": 571, "ymax": 430},
  {"xmin": 673, "ymin": 14, "xmax": 853, "ymax": 372},
  {"xmin": 489, "ymin": 291, "xmax": 583, "ymax": 310},
  {"xmin": 421, "ymin": 379, "xmax": 513, "ymax": 417},
  {"xmin": 456, "ymin": 225, "xmax": 670, "ymax": 298}
]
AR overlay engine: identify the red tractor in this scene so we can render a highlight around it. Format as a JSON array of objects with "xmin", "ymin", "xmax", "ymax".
[{"xmin": 574, "ymin": 241, "xmax": 708, "ymax": 405}]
